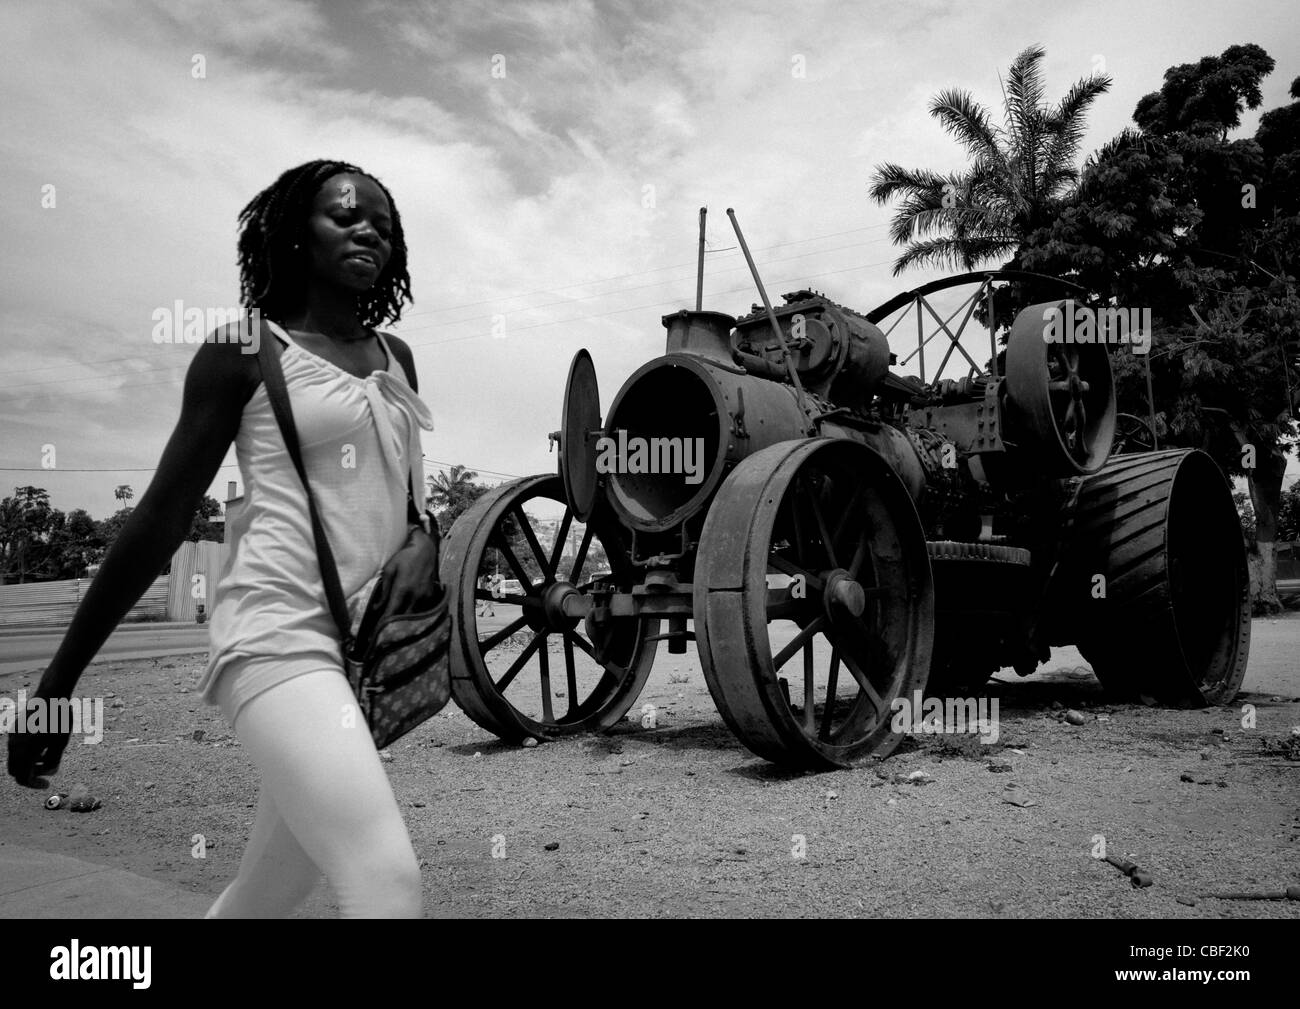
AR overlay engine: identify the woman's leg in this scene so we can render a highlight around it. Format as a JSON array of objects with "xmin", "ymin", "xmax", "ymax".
[
  {"xmin": 204, "ymin": 787, "xmax": 321, "ymax": 918},
  {"xmin": 210, "ymin": 669, "xmax": 423, "ymax": 918}
]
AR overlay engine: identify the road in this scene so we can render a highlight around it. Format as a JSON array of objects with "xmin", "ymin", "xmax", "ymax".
[
  {"xmin": 0, "ymin": 612, "xmax": 1296, "ymax": 697},
  {"xmin": 0, "ymin": 623, "xmax": 210, "ymax": 676}
]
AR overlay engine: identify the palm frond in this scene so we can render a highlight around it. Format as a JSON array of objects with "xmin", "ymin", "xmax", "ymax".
[
  {"xmin": 868, "ymin": 162, "xmax": 948, "ymax": 205},
  {"xmin": 928, "ymin": 88, "xmax": 1004, "ymax": 163}
]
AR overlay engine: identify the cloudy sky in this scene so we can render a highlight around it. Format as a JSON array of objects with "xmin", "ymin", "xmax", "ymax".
[{"xmin": 2, "ymin": 0, "xmax": 1297, "ymax": 516}]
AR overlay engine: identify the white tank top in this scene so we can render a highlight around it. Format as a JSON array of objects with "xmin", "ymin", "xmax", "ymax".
[{"xmin": 198, "ymin": 320, "xmax": 435, "ymax": 696}]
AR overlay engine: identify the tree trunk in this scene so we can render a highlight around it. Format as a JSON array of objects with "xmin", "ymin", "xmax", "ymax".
[{"xmin": 1247, "ymin": 446, "xmax": 1287, "ymax": 614}]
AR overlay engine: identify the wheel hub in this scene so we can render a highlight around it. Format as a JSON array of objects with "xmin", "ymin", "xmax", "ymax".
[
  {"xmin": 822, "ymin": 568, "xmax": 866, "ymax": 619},
  {"xmin": 539, "ymin": 580, "xmax": 582, "ymax": 632}
]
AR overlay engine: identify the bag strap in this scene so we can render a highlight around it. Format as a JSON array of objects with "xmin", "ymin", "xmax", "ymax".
[{"xmin": 255, "ymin": 317, "xmax": 354, "ymax": 647}]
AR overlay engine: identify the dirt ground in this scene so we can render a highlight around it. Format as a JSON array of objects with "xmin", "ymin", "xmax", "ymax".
[{"xmin": 2, "ymin": 627, "xmax": 1298, "ymax": 919}]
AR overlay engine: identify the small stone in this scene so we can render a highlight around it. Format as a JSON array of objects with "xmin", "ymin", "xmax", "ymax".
[
  {"xmin": 192, "ymin": 729, "xmax": 205, "ymax": 742},
  {"xmin": 1176, "ymin": 895, "xmax": 1197, "ymax": 907},
  {"xmin": 1064, "ymin": 710, "xmax": 1086, "ymax": 725},
  {"xmin": 544, "ymin": 841, "xmax": 559, "ymax": 851},
  {"xmin": 1096, "ymin": 714, "xmax": 1110, "ymax": 723},
  {"xmin": 143, "ymin": 782, "xmax": 155, "ymax": 790},
  {"xmin": 111, "ymin": 700, "xmax": 125, "ymax": 709},
  {"xmin": 1180, "ymin": 773, "xmax": 1195, "ymax": 782},
  {"xmin": 1049, "ymin": 700, "xmax": 1064, "ymax": 711},
  {"xmin": 886, "ymin": 797, "xmax": 898, "ymax": 806},
  {"xmin": 1211, "ymin": 728, "xmax": 1224, "ymax": 735},
  {"xmin": 988, "ymin": 763, "xmax": 1013, "ymax": 773},
  {"xmin": 825, "ymin": 789, "xmax": 839, "ymax": 800},
  {"xmin": 522, "ymin": 737, "xmax": 538, "ymax": 748},
  {"xmin": 379, "ymin": 750, "xmax": 394, "ymax": 763},
  {"xmin": 473, "ymin": 751, "xmax": 482, "ymax": 759},
  {"xmin": 1270, "ymin": 696, "xmax": 1282, "ymax": 702},
  {"xmin": 411, "ymin": 800, "xmax": 425, "ymax": 808},
  {"xmin": 1199, "ymin": 748, "xmax": 1212, "ymax": 760}
]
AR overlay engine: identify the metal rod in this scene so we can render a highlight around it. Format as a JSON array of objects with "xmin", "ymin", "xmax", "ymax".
[
  {"xmin": 725, "ymin": 208, "xmax": 811, "ymax": 425},
  {"xmin": 916, "ymin": 296, "xmax": 926, "ymax": 384},
  {"xmin": 986, "ymin": 279, "xmax": 998, "ymax": 378},
  {"xmin": 696, "ymin": 207, "xmax": 707, "ymax": 311}
]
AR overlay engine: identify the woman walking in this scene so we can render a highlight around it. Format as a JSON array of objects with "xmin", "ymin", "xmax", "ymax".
[{"xmin": 7, "ymin": 160, "xmax": 437, "ymax": 918}]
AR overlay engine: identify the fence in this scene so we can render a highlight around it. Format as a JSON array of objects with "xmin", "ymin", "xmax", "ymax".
[{"xmin": 0, "ymin": 540, "xmax": 228, "ymax": 629}]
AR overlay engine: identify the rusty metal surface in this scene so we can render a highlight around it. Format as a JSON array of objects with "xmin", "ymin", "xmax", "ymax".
[
  {"xmin": 560, "ymin": 350, "xmax": 602, "ymax": 521},
  {"xmin": 1047, "ymin": 449, "xmax": 1250, "ymax": 705}
]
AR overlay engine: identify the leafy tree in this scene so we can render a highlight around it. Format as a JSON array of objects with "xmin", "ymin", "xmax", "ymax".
[
  {"xmin": 428, "ymin": 465, "xmax": 486, "ymax": 532},
  {"xmin": 187, "ymin": 494, "xmax": 224, "ymax": 542},
  {"xmin": 0, "ymin": 486, "xmax": 58, "ymax": 583},
  {"xmin": 45, "ymin": 508, "xmax": 102, "ymax": 579},
  {"xmin": 1278, "ymin": 481, "xmax": 1300, "ymax": 542},
  {"xmin": 869, "ymin": 44, "xmax": 1111, "ymax": 275},
  {"xmin": 1005, "ymin": 44, "xmax": 1298, "ymax": 610},
  {"xmin": 113, "ymin": 484, "xmax": 134, "ymax": 511}
]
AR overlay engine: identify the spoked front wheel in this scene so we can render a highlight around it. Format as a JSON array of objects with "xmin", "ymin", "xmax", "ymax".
[{"xmin": 441, "ymin": 475, "xmax": 659, "ymax": 741}]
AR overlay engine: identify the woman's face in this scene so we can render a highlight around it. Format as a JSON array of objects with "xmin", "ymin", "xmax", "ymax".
[{"xmin": 302, "ymin": 172, "xmax": 393, "ymax": 293}]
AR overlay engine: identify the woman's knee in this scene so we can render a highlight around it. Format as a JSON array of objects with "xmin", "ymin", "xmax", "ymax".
[{"xmin": 341, "ymin": 841, "xmax": 422, "ymax": 918}]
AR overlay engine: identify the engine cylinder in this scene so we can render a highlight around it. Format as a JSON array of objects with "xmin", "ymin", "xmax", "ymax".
[{"xmin": 602, "ymin": 355, "xmax": 808, "ymax": 532}]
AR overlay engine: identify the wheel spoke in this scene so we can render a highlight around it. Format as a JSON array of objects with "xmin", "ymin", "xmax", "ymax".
[
  {"xmin": 831, "ymin": 482, "xmax": 868, "ymax": 558},
  {"xmin": 569, "ymin": 524, "xmax": 594, "ymax": 582},
  {"xmin": 563, "ymin": 635, "xmax": 578, "ymax": 716},
  {"xmin": 804, "ymin": 476, "xmax": 838, "ymax": 568},
  {"xmin": 840, "ymin": 648, "xmax": 884, "ymax": 714},
  {"xmin": 565, "ymin": 629, "xmax": 629, "ymax": 680},
  {"xmin": 819, "ymin": 651, "xmax": 840, "ymax": 741},
  {"xmin": 802, "ymin": 643, "xmax": 815, "ymax": 734},
  {"xmin": 547, "ymin": 510, "xmax": 573, "ymax": 577},
  {"xmin": 513, "ymin": 506, "xmax": 551, "ymax": 579},
  {"xmin": 478, "ymin": 614, "xmax": 529, "ymax": 653},
  {"xmin": 768, "ymin": 554, "xmax": 825, "ymax": 592},
  {"xmin": 772, "ymin": 616, "xmax": 825, "ymax": 671},
  {"xmin": 538, "ymin": 643, "xmax": 554, "ymax": 723},
  {"xmin": 767, "ymin": 585, "xmax": 809, "ymax": 620},
  {"xmin": 495, "ymin": 631, "xmax": 545, "ymax": 692},
  {"xmin": 491, "ymin": 534, "xmax": 534, "ymax": 592},
  {"xmin": 847, "ymin": 529, "xmax": 870, "ymax": 580}
]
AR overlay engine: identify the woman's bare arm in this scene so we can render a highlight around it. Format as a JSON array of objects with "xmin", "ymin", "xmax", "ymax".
[{"xmin": 38, "ymin": 330, "xmax": 258, "ymax": 697}]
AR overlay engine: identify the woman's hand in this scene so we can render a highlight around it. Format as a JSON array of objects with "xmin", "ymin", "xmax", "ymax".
[
  {"xmin": 375, "ymin": 527, "xmax": 441, "ymax": 616},
  {"xmin": 6, "ymin": 686, "xmax": 72, "ymax": 788}
]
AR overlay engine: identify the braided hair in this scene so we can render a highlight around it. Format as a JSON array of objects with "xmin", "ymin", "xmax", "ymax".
[{"xmin": 237, "ymin": 159, "xmax": 412, "ymax": 328}]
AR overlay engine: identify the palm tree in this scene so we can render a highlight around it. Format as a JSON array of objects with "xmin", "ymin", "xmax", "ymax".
[
  {"xmin": 113, "ymin": 484, "xmax": 134, "ymax": 511},
  {"xmin": 869, "ymin": 45, "xmax": 1111, "ymax": 275},
  {"xmin": 426, "ymin": 464, "xmax": 479, "ymax": 512}
]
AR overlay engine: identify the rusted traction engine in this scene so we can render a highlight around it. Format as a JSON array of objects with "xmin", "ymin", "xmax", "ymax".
[{"xmin": 442, "ymin": 291, "xmax": 1251, "ymax": 769}]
